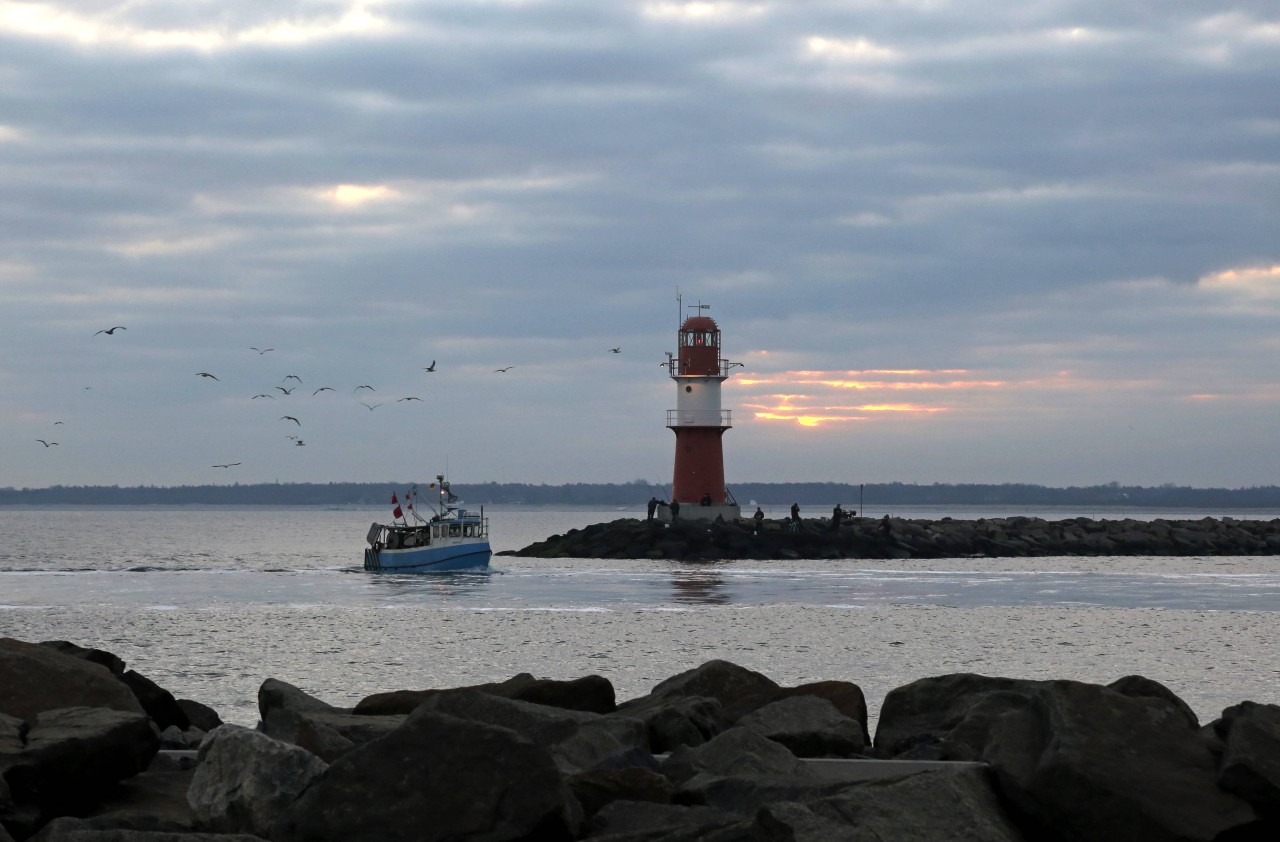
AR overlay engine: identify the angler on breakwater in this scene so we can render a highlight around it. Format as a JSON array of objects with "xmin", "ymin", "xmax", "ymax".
[{"xmin": 501, "ymin": 514, "xmax": 1280, "ymax": 560}]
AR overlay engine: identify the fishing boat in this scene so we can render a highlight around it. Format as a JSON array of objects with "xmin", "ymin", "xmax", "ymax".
[{"xmin": 363, "ymin": 476, "xmax": 491, "ymax": 572}]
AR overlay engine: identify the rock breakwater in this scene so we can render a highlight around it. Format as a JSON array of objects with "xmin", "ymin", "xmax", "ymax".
[
  {"xmin": 4, "ymin": 637, "xmax": 1280, "ymax": 840},
  {"xmin": 501, "ymin": 515, "xmax": 1280, "ymax": 560}
]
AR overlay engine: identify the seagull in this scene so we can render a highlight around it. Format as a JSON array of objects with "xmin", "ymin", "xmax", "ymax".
[
  {"xmin": 423, "ymin": 361, "xmax": 437, "ymax": 372},
  {"xmin": 494, "ymin": 366, "xmax": 514, "ymax": 373},
  {"xmin": 36, "ymin": 439, "xmax": 59, "ymax": 447},
  {"xmin": 396, "ymin": 396, "xmax": 422, "ymax": 402},
  {"xmin": 285, "ymin": 434, "xmax": 300, "ymax": 441},
  {"xmin": 275, "ymin": 386, "xmax": 295, "ymax": 395},
  {"xmin": 354, "ymin": 385, "xmax": 375, "ymax": 392},
  {"xmin": 285, "ymin": 374, "xmax": 302, "ymax": 383},
  {"xmin": 212, "ymin": 462, "xmax": 241, "ymax": 468},
  {"xmin": 312, "ymin": 387, "xmax": 335, "ymax": 395},
  {"xmin": 53, "ymin": 421, "xmax": 64, "ymax": 425},
  {"xmin": 281, "ymin": 415, "xmax": 301, "ymax": 425},
  {"xmin": 197, "ymin": 372, "xmax": 220, "ymax": 380},
  {"xmin": 93, "ymin": 326, "xmax": 126, "ymax": 335},
  {"xmin": 360, "ymin": 402, "xmax": 383, "ymax": 411},
  {"xmin": 250, "ymin": 347, "xmax": 273, "ymax": 354},
  {"xmin": 609, "ymin": 347, "xmax": 621, "ymax": 354},
  {"xmin": 251, "ymin": 394, "xmax": 275, "ymax": 399}
]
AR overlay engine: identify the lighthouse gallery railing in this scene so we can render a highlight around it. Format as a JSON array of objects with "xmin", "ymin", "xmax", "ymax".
[{"xmin": 666, "ymin": 409, "xmax": 732, "ymax": 428}]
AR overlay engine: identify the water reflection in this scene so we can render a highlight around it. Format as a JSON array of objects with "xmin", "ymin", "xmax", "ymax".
[
  {"xmin": 670, "ymin": 569, "xmax": 732, "ymax": 605},
  {"xmin": 361, "ymin": 570, "xmax": 495, "ymax": 602}
]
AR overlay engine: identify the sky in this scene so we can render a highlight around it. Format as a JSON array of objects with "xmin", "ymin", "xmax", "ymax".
[{"xmin": 2, "ymin": 1, "xmax": 1278, "ymax": 491}]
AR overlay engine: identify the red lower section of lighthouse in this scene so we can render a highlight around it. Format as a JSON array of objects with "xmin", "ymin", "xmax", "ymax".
[{"xmin": 671, "ymin": 428, "xmax": 728, "ymax": 504}]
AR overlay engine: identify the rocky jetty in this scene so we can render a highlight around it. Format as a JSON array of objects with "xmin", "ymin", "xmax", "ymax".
[
  {"xmin": 5, "ymin": 636, "xmax": 1280, "ymax": 840},
  {"xmin": 502, "ymin": 514, "xmax": 1280, "ymax": 560}
]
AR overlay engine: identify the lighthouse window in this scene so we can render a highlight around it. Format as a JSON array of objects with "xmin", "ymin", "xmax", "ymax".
[{"xmin": 685, "ymin": 385, "xmax": 692, "ymax": 393}]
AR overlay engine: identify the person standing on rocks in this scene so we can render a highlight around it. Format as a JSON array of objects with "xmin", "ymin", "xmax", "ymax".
[
  {"xmin": 670, "ymin": 499, "xmax": 680, "ymax": 523},
  {"xmin": 879, "ymin": 514, "xmax": 892, "ymax": 535},
  {"xmin": 647, "ymin": 497, "xmax": 659, "ymax": 521},
  {"xmin": 753, "ymin": 506, "xmax": 765, "ymax": 534},
  {"xmin": 831, "ymin": 504, "xmax": 847, "ymax": 530},
  {"xmin": 789, "ymin": 503, "xmax": 801, "ymax": 532}
]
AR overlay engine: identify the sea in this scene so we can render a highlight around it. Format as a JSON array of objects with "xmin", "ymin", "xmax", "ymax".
[{"xmin": 2, "ymin": 503, "xmax": 1278, "ymax": 733}]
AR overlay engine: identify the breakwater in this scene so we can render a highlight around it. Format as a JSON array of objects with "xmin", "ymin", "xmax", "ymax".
[{"xmin": 501, "ymin": 515, "xmax": 1280, "ymax": 560}]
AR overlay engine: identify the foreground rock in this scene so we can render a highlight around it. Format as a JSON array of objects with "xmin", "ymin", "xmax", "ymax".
[
  {"xmin": 502, "ymin": 515, "xmax": 1280, "ymax": 560},
  {"xmin": 4, "ymin": 636, "xmax": 1280, "ymax": 841}
]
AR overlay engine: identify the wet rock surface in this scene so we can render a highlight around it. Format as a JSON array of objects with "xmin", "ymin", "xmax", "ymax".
[
  {"xmin": 502, "ymin": 515, "xmax": 1280, "ymax": 560},
  {"xmin": 3, "ymin": 639, "xmax": 1279, "ymax": 841}
]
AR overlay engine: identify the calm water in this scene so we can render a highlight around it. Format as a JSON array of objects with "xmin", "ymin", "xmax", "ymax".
[{"xmin": 2, "ymin": 504, "xmax": 1278, "ymax": 728}]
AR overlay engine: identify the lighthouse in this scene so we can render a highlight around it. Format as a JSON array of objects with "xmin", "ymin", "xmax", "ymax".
[{"xmin": 665, "ymin": 304, "xmax": 740, "ymax": 522}]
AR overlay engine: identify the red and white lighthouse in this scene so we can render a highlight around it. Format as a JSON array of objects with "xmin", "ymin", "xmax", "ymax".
[{"xmin": 666, "ymin": 306, "xmax": 740, "ymax": 521}]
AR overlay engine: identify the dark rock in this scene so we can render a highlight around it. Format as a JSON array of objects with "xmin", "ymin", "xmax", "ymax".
[
  {"xmin": 1217, "ymin": 702, "xmax": 1280, "ymax": 814},
  {"xmin": 648, "ymin": 660, "xmax": 781, "ymax": 722},
  {"xmin": 0, "ymin": 639, "xmax": 144, "ymax": 722},
  {"xmin": 614, "ymin": 693, "xmax": 724, "ymax": 753},
  {"xmin": 272, "ymin": 706, "xmax": 581, "ymax": 842},
  {"xmin": 735, "ymin": 696, "xmax": 865, "ymax": 758},
  {"xmin": 584, "ymin": 801, "xmax": 750, "ymax": 842},
  {"xmin": 173, "ymin": 700, "xmax": 220, "ymax": 734},
  {"xmin": 187, "ymin": 725, "xmax": 327, "ymax": 838},
  {"xmin": 0, "ymin": 713, "xmax": 23, "ymax": 755},
  {"xmin": 255, "ymin": 678, "xmax": 344, "ymax": 723},
  {"xmin": 354, "ymin": 671, "xmax": 617, "ymax": 716},
  {"xmin": 1108, "ymin": 674, "xmax": 1200, "ymax": 729},
  {"xmin": 257, "ymin": 709, "xmax": 355, "ymax": 763},
  {"xmin": 36, "ymin": 642, "xmax": 126, "ymax": 677},
  {"xmin": 3, "ymin": 707, "xmax": 159, "ymax": 834},
  {"xmin": 774, "ymin": 680, "xmax": 870, "ymax": 745},
  {"xmin": 28, "ymin": 817, "xmax": 266, "ymax": 841},
  {"xmin": 661, "ymin": 726, "xmax": 813, "ymax": 786},
  {"xmin": 874, "ymin": 673, "xmax": 1039, "ymax": 759},
  {"xmin": 567, "ymin": 766, "xmax": 674, "ymax": 819},
  {"xmin": 414, "ymin": 688, "xmax": 646, "ymax": 773},
  {"xmin": 982, "ymin": 679, "xmax": 1259, "ymax": 842},
  {"xmin": 750, "ymin": 764, "xmax": 1028, "ymax": 841},
  {"xmin": 118, "ymin": 672, "xmax": 188, "ymax": 732}
]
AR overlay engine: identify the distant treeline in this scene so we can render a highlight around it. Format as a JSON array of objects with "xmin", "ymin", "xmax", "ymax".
[{"xmin": 2, "ymin": 480, "xmax": 1280, "ymax": 508}]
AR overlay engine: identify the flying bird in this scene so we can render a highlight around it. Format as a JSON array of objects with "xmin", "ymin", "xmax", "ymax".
[
  {"xmin": 93, "ymin": 326, "xmax": 126, "ymax": 335},
  {"xmin": 423, "ymin": 361, "xmax": 437, "ymax": 372},
  {"xmin": 294, "ymin": 440, "xmax": 306, "ymax": 446},
  {"xmin": 281, "ymin": 416, "xmax": 301, "ymax": 425},
  {"xmin": 360, "ymin": 402, "xmax": 383, "ymax": 411},
  {"xmin": 197, "ymin": 372, "xmax": 219, "ymax": 380},
  {"xmin": 494, "ymin": 366, "xmax": 514, "ymax": 373},
  {"xmin": 354, "ymin": 385, "xmax": 375, "ymax": 392},
  {"xmin": 312, "ymin": 387, "xmax": 335, "ymax": 395},
  {"xmin": 285, "ymin": 434, "xmax": 300, "ymax": 441},
  {"xmin": 609, "ymin": 347, "xmax": 621, "ymax": 354},
  {"xmin": 251, "ymin": 394, "xmax": 274, "ymax": 399},
  {"xmin": 250, "ymin": 347, "xmax": 273, "ymax": 354},
  {"xmin": 36, "ymin": 439, "xmax": 59, "ymax": 447},
  {"xmin": 212, "ymin": 462, "xmax": 241, "ymax": 468},
  {"xmin": 275, "ymin": 386, "xmax": 295, "ymax": 395},
  {"xmin": 284, "ymin": 375, "xmax": 302, "ymax": 382},
  {"xmin": 396, "ymin": 396, "xmax": 422, "ymax": 402},
  {"xmin": 53, "ymin": 421, "xmax": 64, "ymax": 425}
]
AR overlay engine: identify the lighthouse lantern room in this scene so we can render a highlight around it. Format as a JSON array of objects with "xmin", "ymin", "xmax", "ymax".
[{"xmin": 664, "ymin": 302, "xmax": 740, "ymax": 522}]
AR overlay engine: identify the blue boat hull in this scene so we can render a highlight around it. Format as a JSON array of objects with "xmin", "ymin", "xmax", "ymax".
[{"xmin": 364, "ymin": 541, "xmax": 491, "ymax": 573}]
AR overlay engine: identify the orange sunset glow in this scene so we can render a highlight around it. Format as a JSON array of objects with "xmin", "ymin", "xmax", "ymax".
[{"xmin": 737, "ymin": 369, "xmax": 1002, "ymax": 427}]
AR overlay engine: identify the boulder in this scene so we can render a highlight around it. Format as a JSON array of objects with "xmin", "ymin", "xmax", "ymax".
[
  {"xmin": 271, "ymin": 706, "xmax": 581, "ymax": 842},
  {"xmin": 353, "ymin": 671, "xmax": 616, "ymax": 716},
  {"xmin": 735, "ymin": 696, "xmax": 866, "ymax": 758},
  {"xmin": 119, "ymin": 672, "xmax": 188, "ymax": 732},
  {"xmin": 775, "ymin": 680, "xmax": 870, "ymax": 744},
  {"xmin": 1216, "ymin": 701, "xmax": 1280, "ymax": 814},
  {"xmin": 614, "ymin": 693, "xmax": 724, "ymax": 753},
  {"xmin": 584, "ymin": 801, "xmax": 750, "ymax": 842},
  {"xmin": 566, "ymin": 766, "xmax": 673, "ymax": 819},
  {"xmin": 257, "ymin": 709, "xmax": 355, "ymax": 763},
  {"xmin": 174, "ymin": 700, "xmax": 220, "ymax": 734},
  {"xmin": 982, "ymin": 679, "xmax": 1259, "ymax": 842},
  {"xmin": 187, "ymin": 725, "xmax": 327, "ymax": 838},
  {"xmin": 874, "ymin": 673, "xmax": 1039, "ymax": 759},
  {"xmin": 661, "ymin": 726, "xmax": 813, "ymax": 786},
  {"xmin": 256, "ymin": 678, "xmax": 344, "ymax": 722},
  {"xmin": 2, "ymin": 707, "xmax": 159, "ymax": 833},
  {"xmin": 1108, "ymin": 674, "xmax": 1199, "ymax": 729},
  {"xmin": 36, "ymin": 642, "xmax": 126, "ymax": 676},
  {"xmin": 0, "ymin": 639, "xmax": 144, "ymax": 722},
  {"xmin": 28, "ymin": 817, "xmax": 266, "ymax": 841},
  {"xmin": 0, "ymin": 713, "xmax": 23, "ymax": 755},
  {"xmin": 648, "ymin": 660, "xmax": 781, "ymax": 721},
  {"xmin": 414, "ymin": 688, "xmax": 645, "ymax": 773},
  {"xmin": 750, "ymin": 765, "xmax": 1027, "ymax": 842}
]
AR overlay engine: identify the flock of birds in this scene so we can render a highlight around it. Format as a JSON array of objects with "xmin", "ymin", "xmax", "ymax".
[{"xmin": 34, "ymin": 325, "xmax": 623, "ymax": 470}]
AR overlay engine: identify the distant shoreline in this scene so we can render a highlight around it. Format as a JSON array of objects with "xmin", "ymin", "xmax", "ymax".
[{"xmin": 2, "ymin": 481, "xmax": 1279, "ymax": 508}]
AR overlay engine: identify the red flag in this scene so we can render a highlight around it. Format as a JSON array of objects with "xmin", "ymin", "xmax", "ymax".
[{"xmin": 391, "ymin": 492, "xmax": 403, "ymax": 520}]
